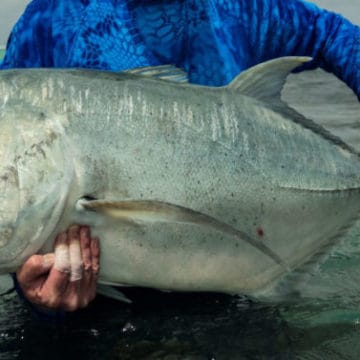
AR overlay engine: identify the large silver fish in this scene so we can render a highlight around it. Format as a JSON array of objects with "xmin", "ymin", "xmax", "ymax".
[{"xmin": 0, "ymin": 57, "xmax": 359, "ymax": 299}]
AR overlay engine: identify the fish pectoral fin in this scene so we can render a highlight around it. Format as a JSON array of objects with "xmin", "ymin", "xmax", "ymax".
[
  {"xmin": 97, "ymin": 284, "xmax": 132, "ymax": 304},
  {"xmin": 76, "ymin": 198, "xmax": 289, "ymax": 271}
]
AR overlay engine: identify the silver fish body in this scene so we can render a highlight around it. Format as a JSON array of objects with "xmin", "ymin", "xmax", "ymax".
[{"xmin": 0, "ymin": 58, "xmax": 359, "ymax": 298}]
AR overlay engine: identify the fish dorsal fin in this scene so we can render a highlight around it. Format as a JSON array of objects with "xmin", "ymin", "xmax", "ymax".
[
  {"xmin": 228, "ymin": 56, "xmax": 311, "ymax": 100},
  {"xmin": 228, "ymin": 56, "xmax": 359, "ymax": 156},
  {"xmin": 124, "ymin": 65, "xmax": 189, "ymax": 83},
  {"xmin": 76, "ymin": 199, "xmax": 288, "ymax": 271}
]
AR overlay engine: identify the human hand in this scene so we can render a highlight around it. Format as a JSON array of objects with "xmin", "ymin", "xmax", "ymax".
[{"xmin": 16, "ymin": 225, "xmax": 100, "ymax": 312}]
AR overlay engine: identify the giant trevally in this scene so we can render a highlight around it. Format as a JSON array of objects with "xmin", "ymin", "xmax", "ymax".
[{"xmin": 0, "ymin": 57, "xmax": 359, "ymax": 299}]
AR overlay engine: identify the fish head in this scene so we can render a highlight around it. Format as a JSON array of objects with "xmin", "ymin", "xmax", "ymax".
[{"xmin": 0, "ymin": 104, "xmax": 73, "ymax": 273}]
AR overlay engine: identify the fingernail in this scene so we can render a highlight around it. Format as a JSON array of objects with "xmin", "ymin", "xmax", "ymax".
[
  {"xmin": 42, "ymin": 253, "xmax": 55, "ymax": 268},
  {"xmin": 69, "ymin": 225, "xmax": 80, "ymax": 236}
]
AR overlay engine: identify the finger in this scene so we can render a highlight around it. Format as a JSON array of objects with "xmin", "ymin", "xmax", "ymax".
[
  {"xmin": 37, "ymin": 233, "xmax": 71, "ymax": 307},
  {"xmin": 91, "ymin": 236, "xmax": 100, "ymax": 275},
  {"xmin": 16, "ymin": 253, "xmax": 55, "ymax": 287},
  {"xmin": 80, "ymin": 226, "xmax": 93, "ymax": 292},
  {"xmin": 89, "ymin": 237, "xmax": 100, "ymax": 300},
  {"xmin": 75, "ymin": 229, "xmax": 98, "ymax": 309},
  {"xmin": 60, "ymin": 227, "xmax": 94, "ymax": 312},
  {"xmin": 54, "ymin": 232, "xmax": 71, "ymax": 274},
  {"xmin": 80, "ymin": 226, "xmax": 92, "ymax": 272},
  {"xmin": 68, "ymin": 225, "xmax": 83, "ymax": 282},
  {"xmin": 42, "ymin": 227, "xmax": 82, "ymax": 310},
  {"xmin": 61, "ymin": 280, "xmax": 82, "ymax": 311}
]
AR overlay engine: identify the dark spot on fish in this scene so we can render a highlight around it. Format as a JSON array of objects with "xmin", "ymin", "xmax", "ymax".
[
  {"xmin": 30, "ymin": 144, "xmax": 46, "ymax": 159},
  {"xmin": 260, "ymin": 202, "xmax": 265, "ymax": 214},
  {"xmin": 39, "ymin": 112, "xmax": 46, "ymax": 120},
  {"xmin": 1, "ymin": 166, "xmax": 19, "ymax": 185},
  {"xmin": 257, "ymin": 228, "xmax": 264, "ymax": 237},
  {"xmin": 44, "ymin": 131, "xmax": 58, "ymax": 146}
]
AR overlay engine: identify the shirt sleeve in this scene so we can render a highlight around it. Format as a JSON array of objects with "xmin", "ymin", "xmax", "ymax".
[
  {"xmin": 0, "ymin": 0, "xmax": 55, "ymax": 69},
  {"xmin": 232, "ymin": 0, "xmax": 360, "ymax": 100}
]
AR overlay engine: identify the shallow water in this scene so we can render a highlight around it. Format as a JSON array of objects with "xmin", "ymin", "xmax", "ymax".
[{"xmin": 1, "ymin": 3, "xmax": 360, "ymax": 359}]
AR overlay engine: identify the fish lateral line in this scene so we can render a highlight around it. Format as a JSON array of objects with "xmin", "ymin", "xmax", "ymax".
[
  {"xmin": 76, "ymin": 198, "xmax": 288, "ymax": 270},
  {"xmin": 279, "ymin": 185, "xmax": 360, "ymax": 194}
]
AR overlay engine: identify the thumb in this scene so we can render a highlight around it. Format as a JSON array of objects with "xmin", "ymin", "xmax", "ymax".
[{"xmin": 17, "ymin": 254, "xmax": 55, "ymax": 284}]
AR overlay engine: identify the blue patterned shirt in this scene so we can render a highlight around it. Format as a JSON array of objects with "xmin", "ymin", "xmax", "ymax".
[{"xmin": 1, "ymin": 0, "xmax": 359, "ymax": 99}]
